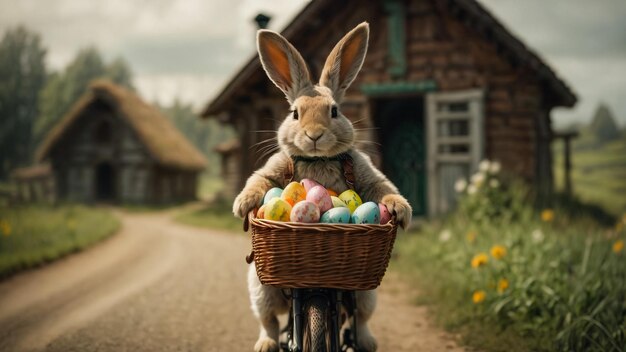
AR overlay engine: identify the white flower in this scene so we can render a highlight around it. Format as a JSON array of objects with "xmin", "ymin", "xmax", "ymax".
[
  {"xmin": 479, "ymin": 160, "xmax": 491, "ymax": 172},
  {"xmin": 467, "ymin": 184, "xmax": 477, "ymax": 195},
  {"xmin": 454, "ymin": 178, "xmax": 467, "ymax": 193},
  {"xmin": 471, "ymin": 172, "xmax": 485, "ymax": 187},
  {"xmin": 489, "ymin": 161, "xmax": 501, "ymax": 174},
  {"xmin": 489, "ymin": 179, "xmax": 500, "ymax": 188},
  {"xmin": 439, "ymin": 229, "xmax": 452, "ymax": 242},
  {"xmin": 531, "ymin": 229, "xmax": 544, "ymax": 243}
]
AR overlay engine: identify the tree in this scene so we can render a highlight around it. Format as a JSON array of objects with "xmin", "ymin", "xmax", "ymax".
[
  {"xmin": 34, "ymin": 47, "xmax": 134, "ymax": 144},
  {"xmin": 589, "ymin": 103, "xmax": 620, "ymax": 143},
  {"xmin": 159, "ymin": 100, "xmax": 235, "ymax": 177},
  {"xmin": 0, "ymin": 26, "xmax": 46, "ymax": 180}
]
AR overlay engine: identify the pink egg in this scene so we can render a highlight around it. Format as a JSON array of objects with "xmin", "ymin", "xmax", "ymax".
[
  {"xmin": 300, "ymin": 178, "xmax": 322, "ymax": 192},
  {"xmin": 290, "ymin": 201, "xmax": 320, "ymax": 223},
  {"xmin": 306, "ymin": 185, "xmax": 333, "ymax": 213},
  {"xmin": 379, "ymin": 203, "xmax": 392, "ymax": 224}
]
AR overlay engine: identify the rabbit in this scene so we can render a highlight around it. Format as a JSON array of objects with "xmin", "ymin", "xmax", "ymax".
[{"xmin": 233, "ymin": 22, "xmax": 412, "ymax": 352}]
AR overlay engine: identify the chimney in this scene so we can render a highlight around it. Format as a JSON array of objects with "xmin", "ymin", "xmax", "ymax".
[{"xmin": 254, "ymin": 13, "xmax": 271, "ymax": 29}]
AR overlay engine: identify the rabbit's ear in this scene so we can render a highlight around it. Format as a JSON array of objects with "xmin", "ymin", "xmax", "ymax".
[
  {"xmin": 257, "ymin": 30, "xmax": 312, "ymax": 103},
  {"xmin": 319, "ymin": 22, "xmax": 369, "ymax": 102}
]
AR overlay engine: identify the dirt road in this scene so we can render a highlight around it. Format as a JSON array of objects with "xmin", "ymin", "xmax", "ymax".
[{"xmin": 0, "ymin": 210, "xmax": 465, "ymax": 352}]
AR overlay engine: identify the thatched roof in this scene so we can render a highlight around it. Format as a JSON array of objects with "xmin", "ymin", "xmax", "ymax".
[
  {"xmin": 202, "ymin": 0, "xmax": 576, "ymax": 117},
  {"xmin": 11, "ymin": 164, "xmax": 52, "ymax": 181},
  {"xmin": 36, "ymin": 80, "xmax": 207, "ymax": 171}
]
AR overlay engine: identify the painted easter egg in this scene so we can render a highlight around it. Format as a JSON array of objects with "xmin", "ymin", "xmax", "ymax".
[
  {"xmin": 320, "ymin": 207, "xmax": 351, "ymax": 224},
  {"xmin": 379, "ymin": 203, "xmax": 392, "ymax": 224},
  {"xmin": 327, "ymin": 189, "xmax": 338, "ymax": 197},
  {"xmin": 290, "ymin": 201, "xmax": 320, "ymax": 223},
  {"xmin": 338, "ymin": 189, "xmax": 362, "ymax": 213},
  {"xmin": 263, "ymin": 187, "xmax": 283, "ymax": 205},
  {"xmin": 300, "ymin": 178, "xmax": 322, "ymax": 192},
  {"xmin": 256, "ymin": 204, "xmax": 267, "ymax": 219},
  {"xmin": 351, "ymin": 202, "xmax": 381, "ymax": 224},
  {"xmin": 264, "ymin": 198, "xmax": 292, "ymax": 222},
  {"xmin": 281, "ymin": 182, "xmax": 306, "ymax": 206},
  {"xmin": 306, "ymin": 185, "xmax": 333, "ymax": 213},
  {"xmin": 331, "ymin": 196, "xmax": 347, "ymax": 208}
]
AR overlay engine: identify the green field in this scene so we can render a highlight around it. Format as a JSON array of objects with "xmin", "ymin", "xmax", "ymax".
[
  {"xmin": 554, "ymin": 136, "xmax": 626, "ymax": 215},
  {"xmin": 0, "ymin": 204, "xmax": 120, "ymax": 277}
]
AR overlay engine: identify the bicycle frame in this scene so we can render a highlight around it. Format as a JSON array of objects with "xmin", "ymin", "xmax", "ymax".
[{"xmin": 280, "ymin": 288, "xmax": 360, "ymax": 352}]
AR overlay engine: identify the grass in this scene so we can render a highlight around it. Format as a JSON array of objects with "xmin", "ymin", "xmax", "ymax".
[
  {"xmin": 0, "ymin": 204, "xmax": 120, "ymax": 278},
  {"xmin": 198, "ymin": 174, "xmax": 225, "ymax": 200},
  {"xmin": 391, "ymin": 162, "xmax": 626, "ymax": 352},
  {"xmin": 554, "ymin": 136, "xmax": 626, "ymax": 215},
  {"xmin": 174, "ymin": 200, "xmax": 243, "ymax": 233}
]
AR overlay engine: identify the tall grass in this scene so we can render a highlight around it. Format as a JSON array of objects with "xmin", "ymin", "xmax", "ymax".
[
  {"xmin": 0, "ymin": 204, "xmax": 119, "ymax": 277},
  {"xmin": 393, "ymin": 161, "xmax": 626, "ymax": 351}
]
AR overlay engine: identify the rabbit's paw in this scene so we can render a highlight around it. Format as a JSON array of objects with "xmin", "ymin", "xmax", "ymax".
[
  {"xmin": 381, "ymin": 194, "xmax": 412, "ymax": 229},
  {"xmin": 254, "ymin": 337, "xmax": 279, "ymax": 352},
  {"xmin": 233, "ymin": 189, "xmax": 264, "ymax": 218}
]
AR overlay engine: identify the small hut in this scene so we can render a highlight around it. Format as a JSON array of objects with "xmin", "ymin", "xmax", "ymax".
[
  {"xmin": 36, "ymin": 80, "xmax": 207, "ymax": 204},
  {"xmin": 201, "ymin": 0, "xmax": 577, "ymax": 217}
]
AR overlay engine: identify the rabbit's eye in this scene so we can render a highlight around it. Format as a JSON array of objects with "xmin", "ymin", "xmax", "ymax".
[
  {"xmin": 292, "ymin": 109, "xmax": 299, "ymax": 120},
  {"xmin": 331, "ymin": 106, "xmax": 338, "ymax": 118}
]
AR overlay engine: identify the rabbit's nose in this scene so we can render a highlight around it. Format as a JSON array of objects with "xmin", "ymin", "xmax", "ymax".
[{"xmin": 305, "ymin": 131, "xmax": 324, "ymax": 141}]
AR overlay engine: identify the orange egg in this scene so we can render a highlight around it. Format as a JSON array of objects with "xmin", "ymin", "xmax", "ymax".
[
  {"xmin": 327, "ymin": 189, "xmax": 338, "ymax": 197},
  {"xmin": 281, "ymin": 181, "xmax": 306, "ymax": 206},
  {"xmin": 256, "ymin": 205, "xmax": 267, "ymax": 219}
]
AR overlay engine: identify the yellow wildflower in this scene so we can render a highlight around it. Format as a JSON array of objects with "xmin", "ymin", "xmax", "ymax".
[
  {"xmin": 471, "ymin": 253, "xmax": 489, "ymax": 268},
  {"xmin": 613, "ymin": 240, "xmax": 624, "ymax": 254},
  {"xmin": 497, "ymin": 278, "xmax": 509, "ymax": 293},
  {"xmin": 541, "ymin": 209, "xmax": 555, "ymax": 222},
  {"xmin": 472, "ymin": 290, "xmax": 486, "ymax": 304},
  {"xmin": 0, "ymin": 220, "xmax": 11, "ymax": 237},
  {"xmin": 466, "ymin": 231, "xmax": 477, "ymax": 243},
  {"xmin": 490, "ymin": 245, "xmax": 507, "ymax": 260}
]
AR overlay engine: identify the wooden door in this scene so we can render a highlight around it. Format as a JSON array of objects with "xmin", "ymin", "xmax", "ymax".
[{"xmin": 377, "ymin": 98, "xmax": 427, "ymax": 216}]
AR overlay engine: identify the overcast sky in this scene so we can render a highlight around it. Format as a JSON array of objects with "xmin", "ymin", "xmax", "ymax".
[{"xmin": 1, "ymin": 0, "xmax": 624, "ymax": 128}]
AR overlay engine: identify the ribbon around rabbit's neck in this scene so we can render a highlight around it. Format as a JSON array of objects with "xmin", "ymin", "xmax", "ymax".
[{"xmin": 284, "ymin": 153, "xmax": 355, "ymax": 190}]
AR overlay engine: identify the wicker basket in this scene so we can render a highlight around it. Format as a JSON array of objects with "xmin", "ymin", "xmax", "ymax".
[{"xmin": 245, "ymin": 211, "xmax": 398, "ymax": 291}]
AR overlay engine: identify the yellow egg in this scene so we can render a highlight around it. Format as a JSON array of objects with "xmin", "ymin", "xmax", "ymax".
[
  {"xmin": 264, "ymin": 198, "xmax": 292, "ymax": 221},
  {"xmin": 331, "ymin": 196, "xmax": 347, "ymax": 208},
  {"xmin": 338, "ymin": 190, "xmax": 362, "ymax": 213},
  {"xmin": 281, "ymin": 181, "xmax": 307, "ymax": 206}
]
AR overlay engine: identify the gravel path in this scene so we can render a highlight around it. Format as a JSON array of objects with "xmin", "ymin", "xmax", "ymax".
[{"xmin": 0, "ymin": 210, "xmax": 465, "ymax": 352}]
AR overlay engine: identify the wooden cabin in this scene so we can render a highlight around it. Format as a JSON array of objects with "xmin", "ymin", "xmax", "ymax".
[
  {"xmin": 213, "ymin": 139, "xmax": 241, "ymax": 200},
  {"xmin": 201, "ymin": 0, "xmax": 577, "ymax": 216},
  {"xmin": 36, "ymin": 80, "xmax": 207, "ymax": 204}
]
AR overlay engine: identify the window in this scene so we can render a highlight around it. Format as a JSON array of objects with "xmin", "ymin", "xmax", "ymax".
[
  {"xmin": 95, "ymin": 120, "xmax": 113, "ymax": 145},
  {"xmin": 427, "ymin": 90, "xmax": 484, "ymax": 215}
]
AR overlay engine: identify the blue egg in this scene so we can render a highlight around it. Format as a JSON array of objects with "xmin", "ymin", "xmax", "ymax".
[
  {"xmin": 350, "ymin": 202, "xmax": 381, "ymax": 224},
  {"xmin": 263, "ymin": 187, "xmax": 283, "ymax": 205},
  {"xmin": 320, "ymin": 207, "xmax": 351, "ymax": 224}
]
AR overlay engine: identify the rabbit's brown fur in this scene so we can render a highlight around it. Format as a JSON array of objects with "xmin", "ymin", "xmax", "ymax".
[{"xmin": 235, "ymin": 22, "xmax": 412, "ymax": 352}]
